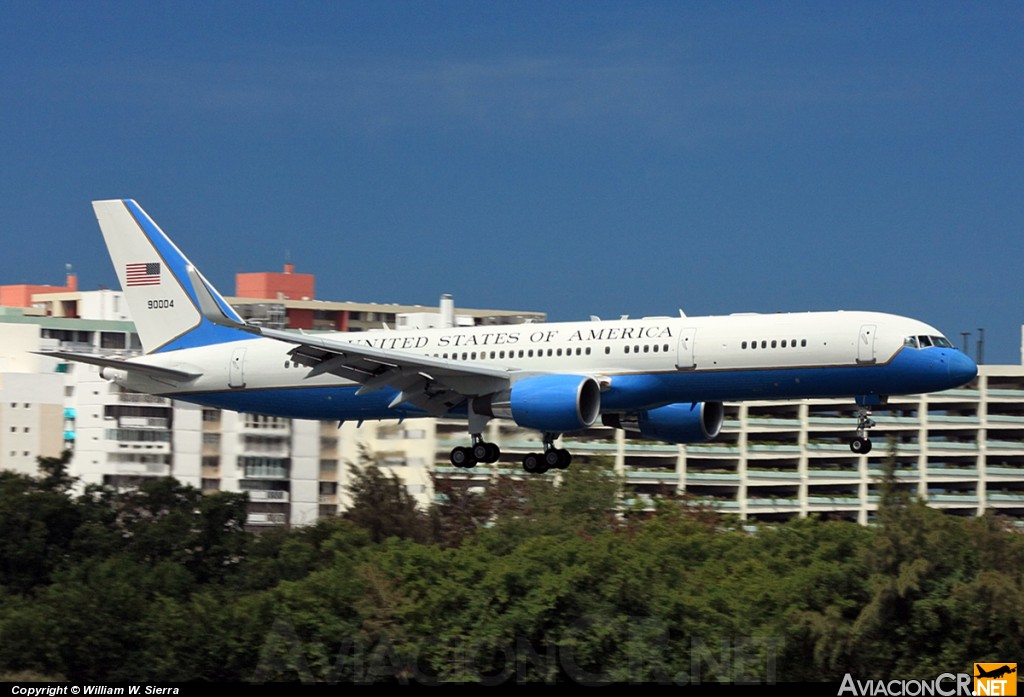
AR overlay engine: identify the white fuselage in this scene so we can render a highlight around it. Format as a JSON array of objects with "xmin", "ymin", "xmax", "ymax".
[{"xmin": 106, "ymin": 309, "xmax": 968, "ymax": 421}]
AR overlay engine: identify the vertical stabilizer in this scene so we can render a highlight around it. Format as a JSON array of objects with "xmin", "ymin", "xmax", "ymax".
[{"xmin": 92, "ymin": 199, "xmax": 251, "ymax": 354}]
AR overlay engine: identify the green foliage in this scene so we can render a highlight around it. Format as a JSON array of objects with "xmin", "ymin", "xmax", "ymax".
[
  {"xmin": 0, "ymin": 457, "xmax": 1022, "ymax": 683},
  {"xmin": 343, "ymin": 448, "xmax": 432, "ymax": 544}
]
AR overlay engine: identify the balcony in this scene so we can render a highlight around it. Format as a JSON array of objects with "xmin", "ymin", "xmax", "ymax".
[
  {"xmin": 246, "ymin": 513, "xmax": 288, "ymax": 526},
  {"xmin": 624, "ymin": 470, "xmax": 680, "ymax": 483},
  {"xmin": 685, "ymin": 472, "xmax": 740, "ymax": 482},
  {"xmin": 987, "ymin": 493, "xmax": 1024, "ymax": 503},
  {"xmin": 986, "ymin": 440, "xmax": 1024, "ymax": 451},
  {"xmin": 746, "ymin": 498, "xmax": 800, "ymax": 508},
  {"xmin": 807, "ymin": 470, "xmax": 859, "ymax": 479},
  {"xmin": 806, "ymin": 496, "xmax": 861, "ymax": 506},
  {"xmin": 684, "ymin": 443, "xmax": 741, "ymax": 454},
  {"xmin": 247, "ymin": 490, "xmax": 289, "ymax": 502},
  {"xmin": 119, "ymin": 392, "xmax": 169, "ymax": 404},
  {"xmin": 119, "ymin": 416, "xmax": 169, "ymax": 429},
  {"xmin": 747, "ymin": 444, "xmax": 802, "ymax": 454},
  {"xmin": 745, "ymin": 470, "xmax": 801, "ymax": 480}
]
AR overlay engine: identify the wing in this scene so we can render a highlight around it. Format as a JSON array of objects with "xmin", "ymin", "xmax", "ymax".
[
  {"xmin": 262, "ymin": 325, "xmax": 512, "ymax": 415},
  {"xmin": 188, "ymin": 267, "xmax": 513, "ymax": 416}
]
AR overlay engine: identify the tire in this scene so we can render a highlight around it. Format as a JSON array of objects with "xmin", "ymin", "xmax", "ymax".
[
  {"xmin": 523, "ymin": 453, "xmax": 541, "ymax": 474},
  {"xmin": 850, "ymin": 437, "xmax": 872, "ymax": 454},
  {"xmin": 472, "ymin": 442, "xmax": 489, "ymax": 462},
  {"xmin": 450, "ymin": 446, "xmax": 475, "ymax": 468},
  {"xmin": 556, "ymin": 449, "xmax": 572, "ymax": 469}
]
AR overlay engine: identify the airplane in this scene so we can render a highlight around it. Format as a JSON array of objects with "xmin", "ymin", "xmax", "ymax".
[
  {"xmin": 46, "ymin": 199, "xmax": 979, "ymax": 474},
  {"xmin": 975, "ymin": 665, "xmax": 1016, "ymax": 679}
]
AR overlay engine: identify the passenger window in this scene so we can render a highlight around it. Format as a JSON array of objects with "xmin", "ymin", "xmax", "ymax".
[
  {"xmin": 771, "ymin": 340, "xmax": 777, "ymax": 348},
  {"xmin": 742, "ymin": 341, "xmax": 748, "ymax": 349}
]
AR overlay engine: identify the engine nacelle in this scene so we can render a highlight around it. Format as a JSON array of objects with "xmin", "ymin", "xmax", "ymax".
[
  {"xmin": 604, "ymin": 401, "xmax": 724, "ymax": 444},
  {"xmin": 474, "ymin": 374, "xmax": 601, "ymax": 433}
]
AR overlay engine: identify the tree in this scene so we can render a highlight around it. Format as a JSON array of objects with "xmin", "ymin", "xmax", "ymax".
[
  {"xmin": 343, "ymin": 448, "xmax": 431, "ymax": 543},
  {"xmin": 0, "ymin": 452, "xmax": 81, "ymax": 591}
]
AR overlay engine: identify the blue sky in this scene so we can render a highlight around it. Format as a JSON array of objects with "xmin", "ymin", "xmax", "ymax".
[{"xmin": 2, "ymin": 2, "xmax": 1022, "ymax": 362}]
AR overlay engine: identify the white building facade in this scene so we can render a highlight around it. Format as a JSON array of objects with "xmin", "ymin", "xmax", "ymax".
[{"xmin": 3, "ymin": 293, "xmax": 1023, "ymax": 527}]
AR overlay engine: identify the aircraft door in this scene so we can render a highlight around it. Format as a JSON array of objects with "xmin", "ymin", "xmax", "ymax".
[
  {"xmin": 230, "ymin": 347, "xmax": 247, "ymax": 388},
  {"xmin": 857, "ymin": 324, "xmax": 877, "ymax": 364},
  {"xmin": 676, "ymin": 327, "xmax": 697, "ymax": 370}
]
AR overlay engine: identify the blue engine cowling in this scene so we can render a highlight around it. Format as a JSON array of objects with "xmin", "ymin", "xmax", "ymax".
[
  {"xmin": 473, "ymin": 374, "xmax": 602, "ymax": 433},
  {"xmin": 604, "ymin": 402, "xmax": 724, "ymax": 443}
]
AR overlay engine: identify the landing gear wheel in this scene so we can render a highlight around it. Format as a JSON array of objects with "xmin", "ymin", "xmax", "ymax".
[
  {"xmin": 850, "ymin": 437, "xmax": 872, "ymax": 454},
  {"xmin": 544, "ymin": 449, "xmax": 562, "ymax": 468},
  {"xmin": 523, "ymin": 453, "xmax": 542, "ymax": 474},
  {"xmin": 450, "ymin": 446, "xmax": 476, "ymax": 468},
  {"xmin": 555, "ymin": 449, "xmax": 572, "ymax": 469},
  {"xmin": 541, "ymin": 448, "xmax": 571, "ymax": 469},
  {"xmin": 469, "ymin": 436, "xmax": 500, "ymax": 464},
  {"xmin": 472, "ymin": 442, "xmax": 490, "ymax": 462}
]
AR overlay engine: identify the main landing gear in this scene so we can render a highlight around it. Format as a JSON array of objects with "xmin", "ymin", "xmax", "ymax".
[
  {"xmin": 850, "ymin": 406, "xmax": 876, "ymax": 454},
  {"xmin": 522, "ymin": 434, "xmax": 571, "ymax": 474},
  {"xmin": 448, "ymin": 432, "xmax": 573, "ymax": 475},
  {"xmin": 449, "ymin": 434, "xmax": 501, "ymax": 468}
]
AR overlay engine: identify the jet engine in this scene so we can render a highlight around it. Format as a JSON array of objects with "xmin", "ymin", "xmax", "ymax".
[
  {"xmin": 473, "ymin": 374, "xmax": 601, "ymax": 433},
  {"xmin": 604, "ymin": 401, "xmax": 724, "ymax": 443}
]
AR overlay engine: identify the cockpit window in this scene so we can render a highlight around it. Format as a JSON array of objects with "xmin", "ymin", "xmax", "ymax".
[{"xmin": 905, "ymin": 335, "xmax": 954, "ymax": 350}]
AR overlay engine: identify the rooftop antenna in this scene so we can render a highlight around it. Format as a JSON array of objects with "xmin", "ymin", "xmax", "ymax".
[
  {"xmin": 976, "ymin": 328, "xmax": 985, "ymax": 365},
  {"xmin": 960, "ymin": 331, "xmax": 971, "ymax": 353}
]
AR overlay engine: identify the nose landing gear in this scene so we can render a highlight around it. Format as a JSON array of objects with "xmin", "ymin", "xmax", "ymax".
[{"xmin": 850, "ymin": 406, "xmax": 876, "ymax": 454}]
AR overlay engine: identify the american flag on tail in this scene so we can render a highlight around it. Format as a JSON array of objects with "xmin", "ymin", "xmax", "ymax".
[{"xmin": 125, "ymin": 262, "xmax": 161, "ymax": 287}]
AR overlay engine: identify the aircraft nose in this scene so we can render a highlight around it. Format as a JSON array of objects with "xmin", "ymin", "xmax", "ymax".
[{"xmin": 948, "ymin": 350, "xmax": 978, "ymax": 387}]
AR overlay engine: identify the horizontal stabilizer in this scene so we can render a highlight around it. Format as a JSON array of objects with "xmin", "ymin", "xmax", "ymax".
[{"xmin": 36, "ymin": 351, "xmax": 202, "ymax": 381}]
